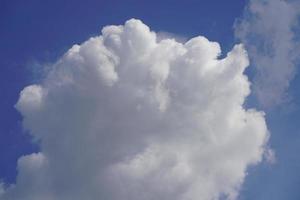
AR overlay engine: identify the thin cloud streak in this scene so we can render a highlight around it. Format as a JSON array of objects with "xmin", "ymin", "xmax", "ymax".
[{"xmin": 235, "ymin": 0, "xmax": 300, "ymax": 108}]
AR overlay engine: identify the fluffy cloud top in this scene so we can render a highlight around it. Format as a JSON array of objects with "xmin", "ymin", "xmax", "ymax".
[
  {"xmin": 235, "ymin": 0, "xmax": 300, "ymax": 108},
  {"xmin": 1, "ymin": 19, "xmax": 269, "ymax": 200}
]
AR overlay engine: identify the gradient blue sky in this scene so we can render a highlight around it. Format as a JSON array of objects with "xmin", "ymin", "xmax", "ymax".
[{"xmin": 0, "ymin": 0, "xmax": 300, "ymax": 199}]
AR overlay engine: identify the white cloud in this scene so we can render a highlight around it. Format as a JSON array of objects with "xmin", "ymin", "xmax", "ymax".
[
  {"xmin": 1, "ymin": 19, "xmax": 269, "ymax": 200},
  {"xmin": 235, "ymin": 0, "xmax": 300, "ymax": 108}
]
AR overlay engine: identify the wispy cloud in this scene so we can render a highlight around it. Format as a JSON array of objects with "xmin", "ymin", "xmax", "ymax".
[{"xmin": 235, "ymin": 0, "xmax": 300, "ymax": 108}]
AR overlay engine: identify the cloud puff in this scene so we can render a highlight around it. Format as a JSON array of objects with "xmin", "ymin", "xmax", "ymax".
[
  {"xmin": 235, "ymin": 0, "xmax": 300, "ymax": 108},
  {"xmin": 1, "ymin": 19, "xmax": 269, "ymax": 200}
]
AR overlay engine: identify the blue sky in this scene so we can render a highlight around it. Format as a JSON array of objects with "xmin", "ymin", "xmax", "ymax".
[{"xmin": 0, "ymin": 0, "xmax": 300, "ymax": 199}]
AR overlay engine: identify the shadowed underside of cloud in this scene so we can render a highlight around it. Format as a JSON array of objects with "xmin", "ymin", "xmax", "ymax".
[
  {"xmin": 235, "ymin": 0, "xmax": 300, "ymax": 108},
  {"xmin": 1, "ymin": 19, "xmax": 269, "ymax": 200}
]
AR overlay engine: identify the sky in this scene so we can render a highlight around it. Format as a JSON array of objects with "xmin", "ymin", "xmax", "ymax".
[{"xmin": 0, "ymin": 0, "xmax": 299, "ymax": 199}]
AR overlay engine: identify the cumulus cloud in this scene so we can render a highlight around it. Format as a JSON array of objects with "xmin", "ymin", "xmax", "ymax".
[
  {"xmin": 235, "ymin": 0, "xmax": 300, "ymax": 108},
  {"xmin": 1, "ymin": 19, "xmax": 269, "ymax": 200}
]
